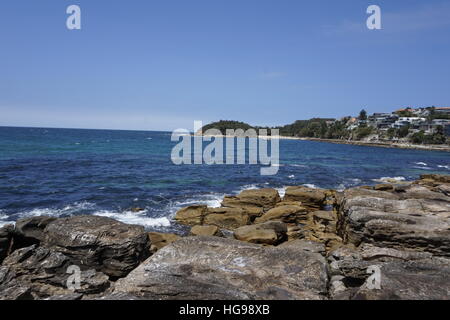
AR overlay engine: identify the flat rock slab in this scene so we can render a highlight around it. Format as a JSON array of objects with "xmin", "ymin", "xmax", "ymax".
[{"xmin": 113, "ymin": 236, "xmax": 329, "ymax": 300}]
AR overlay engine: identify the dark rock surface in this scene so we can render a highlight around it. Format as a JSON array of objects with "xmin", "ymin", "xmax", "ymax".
[
  {"xmin": 0, "ymin": 225, "xmax": 14, "ymax": 264},
  {"xmin": 41, "ymin": 215, "xmax": 151, "ymax": 278}
]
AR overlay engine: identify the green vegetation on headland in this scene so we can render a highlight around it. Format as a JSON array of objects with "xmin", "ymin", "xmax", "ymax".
[{"xmin": 201, "ymin": 107, "xmax": 450, "ymax": 145}]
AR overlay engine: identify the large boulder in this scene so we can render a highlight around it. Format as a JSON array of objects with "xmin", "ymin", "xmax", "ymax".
[
  {"xmin": 41, "ymin": 215, "xmax": 151, "ymax": 278},
  {"xmin": 175, "ymin": 205, "xmax": 208, "ymax": 226},
  {"xmin": 255, "ymin": 205, "xmax": 308, "ymax": 224},
  {"xmin": 203, "ymin": 207, "xmax": 250, "ymax": 229},
  {"xmin": 338, "ymin": 186, "xmax": 450, "ymax": 257},
  {"xmin": 233, "ymin": 221, "xmax": 287, "ymax": 245},
  {"xmin": 221, "ymin": 188, "xmax": 281, "ymax": 217},
  {"xmin": 190, "ymin": 225, "xmax": 221, "ymax": 237},
  {"xmin": 113, "ymin": 237, "xmax": 329, "ymax": 300},
  {"xmin": 283, "ymin": 186, "xmax": 326, "ymax": 210},
  {"xmin": 234, "ymin": 188, "xmax": 281, "ymax": 209}
]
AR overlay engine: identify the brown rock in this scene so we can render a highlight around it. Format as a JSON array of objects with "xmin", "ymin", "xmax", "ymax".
[
  {"xmin": 148, "ymin": 232, "xmax": 180, "ymax": 254},
  {"xmin": 175, "ymin": 205, "xmax": 208, "ymax": 226},
  {"xmin": 255, "ymin": 205, "xmax": 308, "ymax": 224},
  {"xmin": 204, "ymin": 207, "xmax": 250, "ymax": 229},
  {"xmin": 190, "ymin": 225, "xmax": 221, "ymax": 237},
  {"xmin": 283, "ymin": 186, "xmax": 326, "ymax": 210},
  {"xmin": 374, "ymin": 184, "xmax": 394, "ymax": 191},
  {"xmin": 420, "ymin": 174, "xmax": 450, "ymax": 184},
  {"xmin": 237, "ymin": 188, "xmax": 281, "ymax": 209},
  {"xmin": 233, "ymin": 221, "xmax": 287, "ymax": 245},
  {"xmin": 221, "ymin": 188, "xmax": 281, "ymax": 215}
]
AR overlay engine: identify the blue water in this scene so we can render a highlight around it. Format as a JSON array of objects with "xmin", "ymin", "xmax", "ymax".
[{"xmin": 0, "ymin": 126, "xmax": 449, "ymax": 232}]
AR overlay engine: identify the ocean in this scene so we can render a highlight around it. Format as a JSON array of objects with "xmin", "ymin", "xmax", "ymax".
[{"xmin": 0, "ymin": 126, "xmax": 449, "ymax": 232}]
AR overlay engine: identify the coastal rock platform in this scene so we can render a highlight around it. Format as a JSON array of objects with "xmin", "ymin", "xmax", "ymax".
[{"xmin": 1, "ymin": 174, "xmax": 449, "ymax": 300}]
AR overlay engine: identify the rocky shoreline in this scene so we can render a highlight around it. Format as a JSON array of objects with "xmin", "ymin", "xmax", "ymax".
[
  {"xmin": 1, "ymin": 174, "xmax": 449, "ymax": 300},
  {"xmin": 197, "ymin": 134, "xmax": 450, "ymax": 152},
  {"xmin": 298, "ymin": 137, "xmax": 450, "ymax": 152}
]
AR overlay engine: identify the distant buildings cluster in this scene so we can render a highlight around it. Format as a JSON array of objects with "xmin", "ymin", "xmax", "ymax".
[{"xmin": 344, "ymin": 107, "xmax": 450, "ymax": 137}]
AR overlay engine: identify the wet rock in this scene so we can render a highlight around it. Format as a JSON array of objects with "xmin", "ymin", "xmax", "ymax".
[
  {"xmin": 41, "ymin": 215, "xmax": 150, "ymax": 278},
  {"xmin": 233, "ymin": 221, "xmax": 287, "ymax": 245},
  {"xmin": 190, "ymin": 225, "xmax": 221, "ymax": 237},
  {"xmin": 175, "ymin": 205, "xmax": 208, "ymax": 226},
  {"xmin": 283, "ymin": 186, "xmax": 326, "ymax": 210},
  {"xmin": 113, "ymin": 236, "xmax": 329, "ymax": 300},
  {"xmin": 148, "ymin": 232, "xmax": 180, "ymax": 254},
  {"xmin": 254, "ymin": 205, "xmax": 308, "ymax": 224}
]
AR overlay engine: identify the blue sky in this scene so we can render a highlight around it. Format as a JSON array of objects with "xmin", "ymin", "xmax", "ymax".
[{"xmin": 1, "ymin": 0, "xmax": 450, "ymax": 131}]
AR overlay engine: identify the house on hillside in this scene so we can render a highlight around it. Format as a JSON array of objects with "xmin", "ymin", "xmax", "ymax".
[{"xmin": 434, "ymin": 107, "xmax": 450, "ymax": 115}]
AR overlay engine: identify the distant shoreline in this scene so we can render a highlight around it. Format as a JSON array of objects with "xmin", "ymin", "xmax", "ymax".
[
  {"xmin": 299, "ymin": 137, "xmax": 450, "ymax": 152},
  {"xmin": 195, "ymin": 134, "xmax": 450, "ymax": 152}
]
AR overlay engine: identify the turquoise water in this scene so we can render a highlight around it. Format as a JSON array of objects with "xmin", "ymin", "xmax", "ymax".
[{"xmin": 0, "ymin": 126, "xmax": 448, "ymax": 232}]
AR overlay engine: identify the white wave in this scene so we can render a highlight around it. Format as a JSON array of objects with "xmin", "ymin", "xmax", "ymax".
[
  {"xmin": 438, "ymin": 165, "xmax": 450, "ymax": 169},
  {"xmin": 0, "ymin": 220, "xmax": 15, "ymax": 228},
  {"xmin": 236, "ymin": 184, "xmax": 259, "ymax": 192},
  {"xmin": 13, "ymin": 201, "xmax": 96, "ymax": 220},
  {"xmin": 94, "ymin": 210, "xmax": 171, "ymax": 228},
  {"xmin": 302, "ymin": 184, "xmax": 317, "ymax": 189},
  {"xmin": 165, "ymin": 193, "xmax": 225, "ymax": 219},
  {"xmin": 288, "ymin": 175, "xmax": 295, "ymax": 179},
  {"xmin": 415, "ymin": 162, "xmax": 428, "ymax": 166},
  {"xmin": 372, "ymin": 176, "xmax": 406, "ymax": 183},
  {"xmin": 289, "ymin": 164, "xmax": 307, "ymax": 168},
  {"xmin": 276, "ymin": 187, "xmax": 286, "ymax": 198},
  {"xmin": 412, "ymin": 166, "xmax": 432, "ymax": 170},
  {"xmin": 0, "ymin": 211, "xmax": 14, "ymax": 227}
]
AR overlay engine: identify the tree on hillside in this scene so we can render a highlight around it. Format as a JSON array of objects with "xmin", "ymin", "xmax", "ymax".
[{"xmin": 359, "ymin": 109, "xmax": 367, "ymax": 121}]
